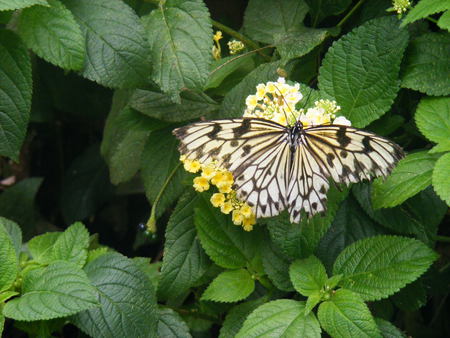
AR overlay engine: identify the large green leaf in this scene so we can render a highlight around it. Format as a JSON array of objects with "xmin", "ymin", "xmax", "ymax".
[
  {"xmin": 0, "ymin": 30, "xmax": 32, "ymax": 160},
  {"xmin": 144, "ymin": 0, "xmax": 212, "ymax": 102},
  {"xmin": 63, "ymin": 0, "xmax": 151, "ymax": 88},
  {"xmin": 201, "ymin": 269, "xmax": 255, "ymax": 303},
  {"xmin": 0, "ymin": 0, "xmax": 48, "ymax": 11},
  {"xmin": 236, "ymin": 300, "xmax": 321, "ymax": 338},
  {"xmin": 3, "ymin": 261, "xmax": 98, "ymax": 321},
  {"xmin": 372, "ymin": 151, "xmax": 441, "ymax": 209},
  {"xmin": 158, "ymin": 191, "xmax": 211, "ymax": 303},
  {"xmin": 18, "ymin": 0, "xmax": 84, "ymax": 70},
  {"xmin": 157, "ymin": 307, "xmax": 192, "ymax": 338},
  {"xmin": 242, "ymin": 0, "xmax": 309, "ymax": 44},
  {"xmin": 0, "ymin": 223, "xmax": 18, "ymax": 292},
  {"xmin": 289, "ymin": 256, "xmax": 328, "ymax": 296},
  {"xmin": 400, "ymin": 0, "xmax": 450, "ymax": 27},
  {"xmin": 71, "ymin": 252, "xmax": 158, "ymax": 338},
  {"xmin": 415, "ymin": 97, "xmax": 450, "ymax": 150},
  {"xmin": 318, "ymin": 289, "xmax": 381, "ymax": 338},
  {"xmin": 433, "ymin": 152, "xmax": 450, "ymax": 205},
  {"xmin": 318, "ymin": 16, "xmax": 408, "ymax": 127},
  {"xmin": 401, "ymin": 33, "xmax": 450, "ymax": 96},
  {"xmin": 333, "ymin": 236, "xmax": 438, "ymax": 300}
]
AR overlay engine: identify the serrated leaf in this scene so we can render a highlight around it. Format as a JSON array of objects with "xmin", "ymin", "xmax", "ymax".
[
  {"xmin": 415, "ymin": 97, "xmax": 450, "ymax": 146},
  {"xmin": 144, "ymin": 0, "xmax": 212, "ymax": 101},
  {"xmin": 51, "ymin": 222, "xmax": 89, "ymax": 266},
  {"xmin": 391, "ymin": 279, "xmax": 426, "ymax": 312},
  {"xmin": 0, "ymin": 225, "xmax": 18, "ymax": 292},
  {"xmin": 157, "ymin": 307, "xmax": 192, "ymax": 338},
  {"xmin": 63, "ymin": 0, "xmax": 151, "ymax": 88},
  {"xmin": 318, "ymin": 289, "xmax": 381, "ymax": 338},
  {"xmin": 430, "ymin": 140, "xmax": 450, "ymax": 153},
  {"xmin": 71, "ymin": 252, "xmax": 158, "ymax": 338},
  {"xmin": 433, "ymin": 152, "xmax": 450, "ymax": 205},
  {"xmin": 201, "ymin": 269, "xmax": 254, "ymax": 303},
  {"xmin": 401, "ymin": 33, "xmax": 450, "ymax": 96},
  {"xmin": 236, "ymin": 299, "xmax": 321, "ymax": 338},
  {"xmin": 290, "ymin": 256, "xmax": 328, "ymax": 296},
  {"xmin": 60, "ymin": 144, "xmax": 114, "ymax": 224},
  {"xmin": 333, "ymin": 235, "xmax": 438, "ymax": 301},
  {"xmin": 243, "ymin": 0, "xmax": 309, "ymax": 44},
  {"xmin": 18, "ymin": 0, "xmax": 84, "ymax": 70},
  {"xmin": 0, "ymin": 0, "xmax": 48, "ymax": 11},
  {"xmin": 305, "ymin": 0, "xmax": 351, "ymax": 25},
  {"xmin": 158, "ymin": 190, "xmax": 210, "ymax": 303},
  {"xmin": 375, "ymin": 318, "xmax": 406, "ymax": 338},
  {"xmin": 141, "ymin": 127, "xmax": 188, "ymax": 218},
  {"xmin": 130, "ymin": 89, "xmax": 219, "ymax": 122},
  {"xmin": 316, "ymin": 196, "xmax": 384, "ymax": 272},
  {"xmin": 276, "ymin": 28, "xmax": 328, "ymax": 62},
  {"xmin": 401, "ymin": 0, "xmax": 450, "ymax": 27},
  {"xmin": 3, "ymin": 261, "xmax": 98, "ymax": 321},
  {"xmin": 261, "ymin": 238, "xmax": 294, "ymax": 292},
  {"xmin": 28, "ymin": 232, "xmax": 61, "ymax": 262},
  {"xmin": 219, "ymin": 298, "xmax": 266, "ymax": 338},
  {"xmin": 194, "ymin": 193, "xmax": 263, "ymax": 269},
  {"xmin": 0, "ymin": 217, "xmax": 22, "ymax": 258},
  {"xmin": 318, "ymin": 16, "xmax": 408, "ymax": 128},
  {"xmin": 0, "ymin": 29, "xmax": 32, "ymax": 160},
  {"xmin": 372, "ymin": 151, "xmax": 441, "ymax": 209},
  {"xmin": 206, "ymin": 55, "xmax": 256, "ymax": 90}
]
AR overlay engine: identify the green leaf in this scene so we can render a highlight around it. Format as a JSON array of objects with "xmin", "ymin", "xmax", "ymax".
[
  {"xmin": 0, "ymin": 0, "xmax": 48, "ymax": 11},
  {"xmin": 372, "ymin": 151, "xmax": 441, "ymax": 209},
  {"xmin": 391, "ymin": 279, "xmax": 426, "ymax": 311},
  {"xmin": 401, "ymin": 0, "xmax": 450, "ymax": 27},
  {"xmin": 305, "ymin": 291, "xmax": 322, "ymax": 315},
  {"xmin": 266, "ymin": 185, "xmax": 348, "ymax": 259},
  {"xmin": 261, "ymin": 238, "xmax": 294, "ymax": 292},
  {"xmin": 71, "ymin": 252, "xmax": 158, "ymax": 338},
  {"xmin": 438, "ymin": 10, "xmax": 450, "ymax": 31},
  {"xmin": 275, "ymin": 28, "xmax": 328, "ymax": 62},
  {"xmin": 316, "ymin": 196, "xmax": 384, "ymax": 271},
  {"xmin": 0, "ymin": 178, "xmax": 42, "ymax": 231},
  {"xmin": 0, "ymin": 217, "xmax": 22, "ymax": 258},
  {"xmin": 318, "ymin": 289, "xmax": 381, "ymax": 338},
  {"xmin": 305, "ymin": 0, "xmax": 351, "ymax": 25},
  {"xmin": 158, "ymin": 190, "xmax": 211, "ymax": 303},
  {"xmin": 0, "ymin": 225, "xmax": 18, "ymax": 292},
  {"xmin": 3, "ymin": 261, "xmax": 98, "ymax": 321},
  {"xmin": 401, "ymin": 33, "xmax": 450, "ymax": 96},
  {"xmin": 430, "ymin": 140, "xmax": 450, "ymax": 153},
  {"xmin": 201, "ymin": 269, "xmax": 255, "ymax": 303},
  {"xmin": 63, "ymin": 0, "xmax": 151, "ymax": 88},
  {"xmin": 144, "ymin": 0, "xmax": 212, "ymax": 102},
  {"xmin": 333, "ymin": 235, "xmax": 438, "ymax": 301},
  {"xmin": 157, "ymin": 307, "xmax": 192, "ymax": 338},
  {"xmin": 51, "ymin": 222, "xmax": 89, "ymax": 266},
  {"xmin": 205, "ymin": 55, "xmax": 256, "ymax": 90},
  {"xmin": 0, "ymin": 291, "xmax": 19, "ymax": 303},
  {"xmin": 194, "ymin": 193, "xmax": 263, "ymax": 269},
  {"xmin": 141, "ymin": 127, "xmax": 188, "ymax": 218},
  {"xmin": 318, "ymin": 16, "xmax": 408, "ymax": 127},
  {"xmin": 374, "ymin": 318, "xmax": 406, "ymax": 338},
  {"xmin": 18, "ymin": 0, "xmax": 84, "ymax": 70},
  {"xmin": 219, "ymin": 298, "xmax": 266, "ymax": 338},
  {"xmin": 0, "ymin": 29, "xmax": 32, "ymax": 160},
  {"xmin": 236, "ymin": 299, "xmax": 321, "ymax": 338},
  {"xmin": 28, "ymin": 232, "xmax": 61, "ymax": 262},
  {"xmin": 133, "ymin": 258, "xmax": 161, "ymax": 290},
  {"xmin": 242, "ymin": 0, "xmax": 309, "ymax": 44},
  {"xmin": 433, "ymin": 152, "xmax": 450, "ymax": 205},
  {"xmin": 130, "ymin": 89, "xmax": 219, "ymax": 122},
  {"xmin": 61, "ymin": 144, "xmax": 114, "ymax": 224},
  {"xmin": 415, "ymin": 97, "xmax": 450, "ymax": 146},
  {"xmin": 289, "ymin": 256, "xmax": 328, "ymax": 296}
]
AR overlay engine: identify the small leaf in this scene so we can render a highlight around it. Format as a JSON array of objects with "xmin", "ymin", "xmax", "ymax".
[
  {"xmin": 305, "ymin": 291, "xmax": 321, "ymax": 315},
  {"xmin": 333, "ymin": 235, "xmax": 438, "ymax": 301},
  {"xmin": 374, "ymin": 318, "xmax": 406, "ymax": 338},
  {"xmin": 415, "ymin": 97, "xmax": 450, "ymax": 146},
  {"xmin": 18, "ymin": 0, "xmax": 84, "ymax": 70},
  {"xmin": 438, "ymin": 10, "xmax": 450, "ymax": 31},
  {"xmin": 289, "ymin": 256, "xmax": 328, "ymax": 296},
  {"xmin": 276, "ymin": 28, "xmax": 328, "ymax": 61},
  {"xmin": 51, "ymin": 222, "xmax": 89, "ymax": 266},
  {"xmin": 157, "ymin": 307, "xmax": 192, "ymax": 338},
  {"xmin": 0, "ymin": 225, "xmax": 18, "ymax": 292},
  {"xmin": 318, "ymin": 289, "xmax": 381, "ymax": 338},
  {"xmin": 28, "ymin": 232, "xmax": 61, "ymax": 263},
  {"xmin": 318, "ymin": 16, "xmax": 408, "ymax": 127},
  {"xmin": 144, "ymin": 0, "xmax": 212, "ymax": 101},
  {"xmin": 3, "ymin": 261, "xmax": 98, "ymax": 321},
  {"xmin": 372, "ymin": 151, "xmax": 441, "ymax": 209},
  {"xmin": 158, "ymin": 191, "xmax": 210, "ymax": 303},
  {"xmin": 130, "ymin": 89, "xmax": 219, "ymax": 122},
  {"xmin": 236, "ymin": 299, "xmax": 321, "ymax": 338},
  {"xmin": 71, "ymin": 252, "xmax": 158, "ymax": 338},
  {"xmin": 0, "ymin": 217, "xmax": 22, "ymax": 258},
  {"xmin": 432, "ymin": 152, "xmax": 450, "ymax": 205},
  {"xmin": 201, "ymin": 269, "xmax": 255, "ymax": 303},
  {"xmin": 206, "ymin": 55, "xmax": 256, "ymax": 90},
  {"xmin": 0, "ymin": 0, "xmax": 48, "ymax": 11},
  {"xmin": 401, "ymin": 33, "xmax": 450, "ymax": 96},
  {"xmin": 0, "ymin": 30, "xmax": 32, "ymax": 160},
  {"xmin": 63, "ymin": 0, "xmax": 151, "ymax": 88},
  {"xmin": 401, "ymin": 0, "xmax": 450, "ymax": 27},
  {"xmin": 242, "ymin": 0, "xmax": 309, "ymax": 44}
]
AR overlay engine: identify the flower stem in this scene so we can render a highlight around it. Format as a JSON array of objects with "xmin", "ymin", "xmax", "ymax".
[
  {"xmin": 337, "ymin": 0, "xmax": 367, "ymax": 28},
  {"xmin": 435, "ymin": 235, "xmax": 450, "ymax": 243}
]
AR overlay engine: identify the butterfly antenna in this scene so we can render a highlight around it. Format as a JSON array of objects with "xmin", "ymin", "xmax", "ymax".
[{"xmin": 273, "ymin": 84, "xmax": 297, "ymax": 125}]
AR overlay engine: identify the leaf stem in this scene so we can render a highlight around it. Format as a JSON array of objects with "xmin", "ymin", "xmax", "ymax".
[
  {"xmin": 336, "ymin": 0, "xmax": 366, "ymax": 28},
  {"xmin": 426, "ymin": 16, "xmax": 438, "ymax": 24},
  {"xmin": 435, "ymin": 235, "xmax": 450, "ymax": 243}
]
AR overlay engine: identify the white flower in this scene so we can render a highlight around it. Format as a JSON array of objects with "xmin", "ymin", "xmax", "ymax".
[{"xmin": 333, "ymin": 116, "xmax": 352, "ymax": 126}]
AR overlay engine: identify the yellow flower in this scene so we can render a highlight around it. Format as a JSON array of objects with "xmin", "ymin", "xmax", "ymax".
[
  {"xmin": 245, "ymin": 95, "xmax": 258, "ymax": 108},
  {"xmin": 392, "ymin": 0, "xmax": 411, "ymax": 14},
  {"xmin": 211, "ymin": 172, "xmax": 223, "ymax": 186},
  {"xmin": 227, "ymin": 39, "xmax": 245, "ymax": 55},
  {"xmin": 201, "ymin": 164, "xmax": 216, "ymax": 180},
  {"xmin": 218, "ymin": 183, "xmax": 233, "ymax": 194},
  {"xmin": 232, "ymin": 210, "xmax": 244, "ymax": 225},
  {"xmin": 221, "ymin": 201, "xmax": 233, "ymax": 214},
  {"xmin": 211, "ymin": 193, "xmax": 225, "ymax": 207},
  {"xmin": 193, "ymin": 177, "xmax": 210, "ymax": 192},
  {"xmin": 213, "ymin": 31, "xmax": 223, "ymax": 42},
  {"xmin": 240, "ymin": 204, "xmax": 253, "ymax": 218},
  {"xmin": 242, "ymin": 214, "xmax": 256, "ymax": 231},
  {"xmin": 183, "ymin": 159, "xmax": 201, "ymax": 173}
]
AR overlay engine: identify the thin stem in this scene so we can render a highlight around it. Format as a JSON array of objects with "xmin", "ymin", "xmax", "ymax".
[
  {"xmin": 426, "ymin": 16, "xmax": 438, "ymax": 24},
  {"xmin": 337, "ymin": 0, "xmax": 367, "ymax": 28},
  {"xmin": 435, "ymin": 235, "xmax": 450, "ymax": 243}
]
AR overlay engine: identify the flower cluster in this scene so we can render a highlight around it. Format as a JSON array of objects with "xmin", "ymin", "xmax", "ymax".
[
  {"xmin": 391, "ymin": 0, "xmax": 411, "ymax": 14},
  {"xmin": 212, "ymin": 31, "xmax": 222, "ymax": 60},
  {"xmin": 181, "ymin": 155, "xmax": 257, "ymax": 231},
  {"xmin": 228, "ymin": 40, "xmax": 245, "ymax": 55}
]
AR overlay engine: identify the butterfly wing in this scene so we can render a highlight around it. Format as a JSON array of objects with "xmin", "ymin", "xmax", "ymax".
[{"xmin": 173, "ymin": 118, "xmax": 290, "ymax": 218}]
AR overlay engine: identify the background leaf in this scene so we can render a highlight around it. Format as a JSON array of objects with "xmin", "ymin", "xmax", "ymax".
[
  {"xmin": 401, "ymin": 0, "xmax": 450, "ymax": 27},
  {"xmin": 201, "ymin": 269, "xmax": 255, "ymax": 303},
  {"xmin": 157, "ymin": 307, "xmax": 192, "ymax": 338},
  {"xmin": 0, "ymin": 223, "xmax": 18, "ymax": 292},
  {"xmin": 415, "ymin": 97, "xmax": 450, "ymax": 147},
  {"xmin": 289, "ymin": 256, "xmax": 328, "ymax": 296},
  {"xmin": 0, "ymin": 0, "xmax": 48, "ymax": 11},
  {"xmin": 432, "ymin": 152, "xmax": 450, "ymax": 205}
]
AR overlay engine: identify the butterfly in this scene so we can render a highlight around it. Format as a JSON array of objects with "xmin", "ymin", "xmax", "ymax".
[{"xmin": 173, "ymin": 118, "xmax": 404, "ymax": 223}]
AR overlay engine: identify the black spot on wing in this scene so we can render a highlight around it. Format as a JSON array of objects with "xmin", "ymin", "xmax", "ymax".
[
  {"xmin": 319, "ymin": 185, "xmax": 326, "ymax": 194},
  {"xmin": 233, "ymin": 119, "xmax": 251, "ymax": 138},
  {"xmin": 210, "ymin": 147, "xmax": 220, "ymax": 157},
  {"xmin": 340, "ymin": 150, "xmax": 348, "ymax": 158},
  {"xmin": 207, "ymin": 124, "xmax": 222, "ymax": 138},
  {"xmin": 242, "ymin": 145, "xmax": 251, "ymax": 157},
  {"xmin": 326, "ymin": 153, "xmax": 335, "ymax": 167},
  {"xmin": 230, "ymin": 140, "xmax": 239, "ymax": 147},
  {"xmin": 362, "ymin": 136, "xmax": 373, "ymax": 152},
  {"xmin": 312, "ymin": 202, "xmax": 318, "ymax": 210},
  {"xmin": 336, "ymin": 127, "xmax": 351, "ymax": 147},
  {"xmin": 173, "ymin": 126, "xmax": 187, "ymax": 138},
  {"xmin": 222, "ymin": 153, "xmax": 231, "ymax": 165}
]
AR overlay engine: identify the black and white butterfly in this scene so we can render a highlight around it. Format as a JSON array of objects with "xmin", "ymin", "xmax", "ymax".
[{"xmin": 173, "ymin": 118, "xmax": 404, "ymax": 223}]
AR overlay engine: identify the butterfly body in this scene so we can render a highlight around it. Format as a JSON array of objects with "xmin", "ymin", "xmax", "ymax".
[{"xmin": 174, "ymin": 118, "xmax": 403, "ymax": 223}]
